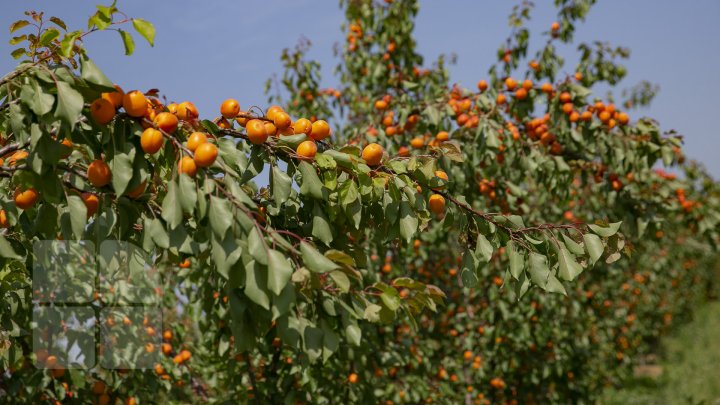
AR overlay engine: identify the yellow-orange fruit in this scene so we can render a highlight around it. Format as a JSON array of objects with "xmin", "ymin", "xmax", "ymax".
[
  {"xmin": 362, "ymin": 143, "xmax": 383, "ymax": 166},
  {"xmin": 294, "ymin": 118, "xmax": 312, "ymax": 135},
  {"xmin": 101, "ymin": 85, "xmax": 124, "ymax": 109},
  {"xmin": 310, "ymin": 120, "xmax": 331, "ymax": 141},
  {"xmin": 246, "ymin": 119, "xmax": 268, "ymax": 144},
  {"xmin": 273, "ymin": 111, "xmax": 291, "ymax": 130},
  {"xmin": 176, "ymin": 101, "xmax": 199, "ymax": 121},
  {"xmin": 296, "ymin": 140, "xmax": 317, "ymax": 159},
  {"xmin": 428, "ymin": 194, "xmax": 446, "ymax": 215},
  {"xmin": 193, "ymin": 142, "xmax": 218, "ymax": 168},
  {"xmin": 82, "ymin": 193, "xmax": 99, "ymax": 217},
  {"xmin": 126, "ymin": 181, "xmax": 147, "ymax": 199},
  {"xmin": 14, "ymin": 187, "xmax": 39, "ymax": 210},
  {"xmin": 266, "ymin": 105, "xmax": 284, "ymax": 121},
  {"xmin": 87, "ymin": 160, "xmax": 112, "ymax": 188},
  {"xmin": 178, "ymin": 156, "xmax": 197, "ymax": 177},
  {"xmin": 187, "ymin": 132, "xmax": 208, "ymax": 152},
  {"xmin": 154, "ymin": 112, "xmax": 179, "ymax": 134},
  {"xmin": 433, "ymin": 170, "xmax": 448, "ymax": 190},
  {"xmin": 220, "ymin": 99, "xmax": 240, "ymax": 119},
  {"xmin": 91, "ymin": 98, "xmax": 116, "ymax": 125},
  {"xmin": 122, "ymin": 91, "xmax": 147, "ymax": 118},
  {"xmin": 140, "ymin": 128, "xmax": 164, "ymax": 154}
]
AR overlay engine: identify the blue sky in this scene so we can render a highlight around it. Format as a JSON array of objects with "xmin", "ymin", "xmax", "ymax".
[{"xmin": 2, "ymin": 1, "xmax": 719, "ymax": 178}]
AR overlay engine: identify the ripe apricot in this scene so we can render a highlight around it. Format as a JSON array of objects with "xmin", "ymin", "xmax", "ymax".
[
  {"xmin": 362, "ymin": 143, "xmax": 383, "ymax": 166},
  {"xmin": 559, "ymin": 92, "xmax": 572, "ymax": 104},
  {"xmin": 140, "ymin": 128, "xmax": 164, "ymax": 154},
  {"xmin": 514, "ymin": 88, "xmax": 527, "ymax": 100},
  {"xmin": 178, "ymin": 156, "xmax": 197, "ymax": 177},
  {"xmin": 163, "ymin": 330, "xmax": 173, "ymax": 341},
  {"xmin": 551, "ymin": 21, "xmax": 560, "ymax": 32},
  {"xmin": 176, "ymin": 101, "xmax": 199, "ymax": 121},
  {"xmin": 522, "ymin": 79, "xmax": 533, "ymax": 90},
  {"xmin": 505, "ymin": 77, "xmax": 517, "ymax": 91},
  {"xmin": 410, "ymin": 137, "xmax": 424, "ymax": 149},
  {"xmin": 87, "ymin": 160, "xmax": 112, "ymax": 188},
  {"xmin": 92, "ymin": 381, "xmax": 107, "ymax": 395},
  {"xmin": 477, "ymin": 80, "xmax": 488, "ymax": 92},
  {"xmin": 123, "ymin": 91, "xmax": 147, "ymax": 118},
  {"xmin": 7, "ymin": 150, "xmax": 28, "ymax": 166},
  {"xmin": 60, "ymin": 138, "xmax": 73, "ymax": 158},
  {"xmin": 496, "ymin": 94, "xmax": 507, "ymax": 105},
  {"xmin": 246, "ymin": 119, "xmax": 268, "ymax": 145},
  {"xmin": 310, "ymin": 120, "xmax": 331, "ymax": 141},
  {"xmin": 433, "ymin": 170, "xmax": 448, "ymax": 190},
  {"xmin": 617, "ymin": 112, "xmax": 629, "ymax": 125},
  {"xmin": 185, "ymin": 132, "xmax": 207, "ymax": 152},
  {"xmin": 220, "ymin": 98, "xmax": 240, "ymax": 119},
  {"xmin": 101, "ymin": 84, "xmax": 124, "ymax": 109},
  {"xmin": 374, "ymin": 100, "xmax": 388, "ymax": 110},
  {"xmin": 348, "ymin": 373, "xmax": 359, "ymax": 384},
  {"xmin": 91, "ymin": 98, "xmax": 116, "ymax": 125},
  {"xmin": 296, "ymin": 140, "xmax": 317, "ymax": 159},
  {"xmin": 194, "ymin": 142, "xmax": 218, "ymax": 167},
  {"xmin": 82, "ymin": 193, "xmax": 99, "ymax": 217},
  {"xmin": 428, "ymin": 194, "xmax": 446, "ymax": 215},
  {"xmin": 126, "ymin": 182, "xmax": 147, "ymax": 199},
  {"xmin": 180, "ymin": 349, "xmax": 191, "ymax": 361},
  {"xmin": 154, "ymin": 112, "xmax": 179, "ymax": 134},
  {"xmin": 293, "ymin": 118, "xmax": 312, "ymax": 135},
  {"xmin": 273, "ymin": 111, "xmax": 291, "ymax": 130},
  {"xmin": 436, "ymin": 131, "xmax": 449, "ymax": 142},
  {"xmin": 14, "ymin": 187, "xmax": 39, "ymax": 210},
  {"xmin": 266, "ymin": 105, "xmax": 284, "ymax": 121},
  {"xmin": 0, "ymin": 210, "xmax": 8, "ymax": 228},
  {"xmin": 541, "ymin": 83, "xmax": 553, "ymax": 93},
  {"xmin": 264, "ymin": 122, "xmax": 278, "ymax": 136}
]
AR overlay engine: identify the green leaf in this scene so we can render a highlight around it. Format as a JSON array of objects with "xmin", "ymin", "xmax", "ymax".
[
  {"xmin": 161, "ymin": 181, "xmax": 182, "ymax": 229},
  {"xmin": 557, "ymin": 248, "xmax": 582, "ymax": 281},
  {"xmin": 271, "ymin": 165, "xmax": 292, "ymax": 206},
  {"xmin": 583, "ymin": 233, "xmax": 603, "ymax": 266},
  {"xmin": 209, "ymin": 196, "xmax": 233, "ymax": 238},
  {"xmin": 49, "ymin": 17, "xmax": 67, "ymax": 31},
  {"xmin": 118, "ymin": 29, "xmax": 135, "ymax": 55},
  {"xmin": 329, "ymin": 270, "xmax": 350, "ymax": 293},
  {"xmin": 9, "ymin": 20, "xmax": 29, "ymax": 33},
  {"xmin": 460, "ymin": 250, "xmax": 478, "ymax": 288},
  {"xmin": 59, "ymin": 31, "xmax": 80, "ymax": 57},
  {"xmin": 88, "ymin": 11, "xmax": 111, "ymax": 30},
  {"xmin": 312, "ymin": 204, "xmax": 333, "ymax": 245},
  {"xmin": 344, "ymin": 321, "xmax": 361, "ymax": 346},
  {"xmin": 300, "ymin": 242, "xmax": 338, "ymax": 273},
  {"xmin": 507, "ymin": 241, "xmax": 525, "ymax": 279},
  {"xmin": 80, "ymin": 55, "xmax": 114, "ymax": 89},
  {"xmin": 109, "ymin": 152, "xmax": 133, "ymax": 195},
  {"xmin": 588, "ymin": 221, "xmax": 622, "ymax": 237},
  {"xmin": 66, "ymin": 194, "xmax": 87, "ymax": 240},
  {"xmin": 0, "ymin": 236, "xmax": 21, "ymax": 260},
  {"xmin": 244, "ymin": 261, "xmax": 270, "ymax": 309},
  {"xmin": 132, "ymin": 18, "xmax": 155, "ymax": 46},
  {"xmin": 528, "ymin": 252, "xmax": 550, "ymax": 286},
  {"xmin": 20, "ymin": 80, "xmax": 54, "ymax": 116},
  {"xmin": 398, "ymin": 200, "xmax": 418, "ymax": 243},
  {"xmin": 475, "ymin": 233, "xmax": 493, "ymax": 262},
  {"xmin": 298, "ymin": 161, "xmax": 325, "ymax": 200},
  {"xmin": 10, "ymin": 48, "xmax": 25, "ymax": 59},
  {"xmin": 39, "ymin": 28, "xmax": 60, "ymax": 46},
  {"xmin": 54, "ymin": 81, "xmax": 84, "ymax": 130},
  {"xmin": 267, "ymin": 249, "xmax": 293, "ymax": 295},
  {"xmin": 178, "ymin": 174, "xmax": 197, "ymax": 214},
  {"xmin": 248, "ymin": 226, "xmax": 267, "ymax": 266},
  {"xmin": 545, "ymin": 273, "xmax": 567, "ymax": 295}
]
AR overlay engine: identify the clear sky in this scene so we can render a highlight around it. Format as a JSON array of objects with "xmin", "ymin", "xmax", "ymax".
[{"xmin": 2, "ymin": 1, "xmax": 719, "ymax": 178}]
